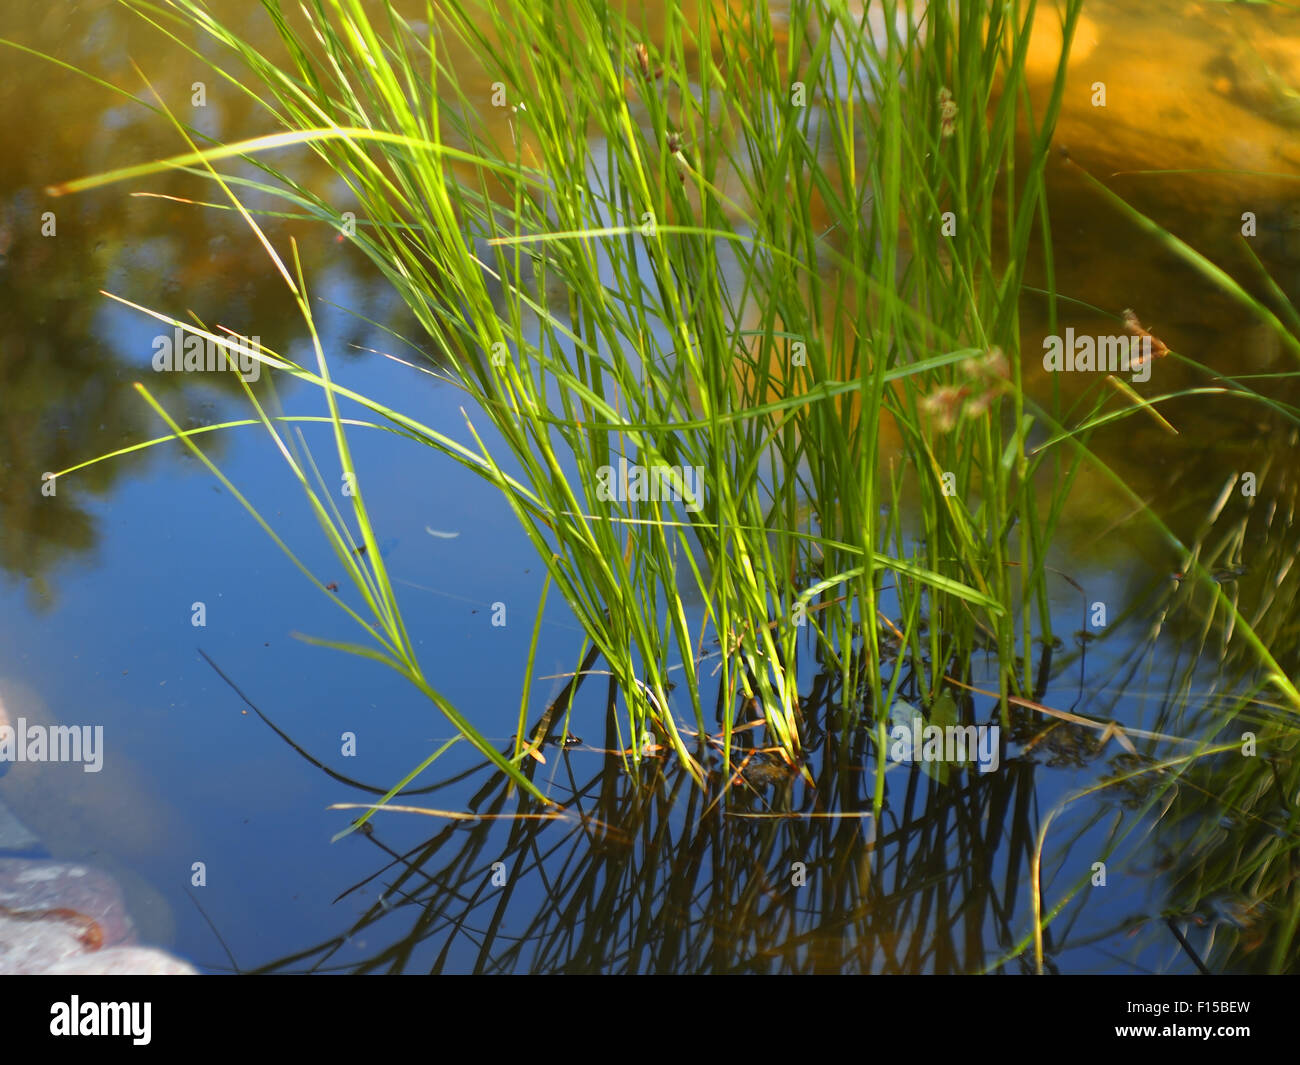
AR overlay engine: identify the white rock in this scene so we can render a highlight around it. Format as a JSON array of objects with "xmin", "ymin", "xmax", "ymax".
[{"xmin": 38, "ymin": 947, "xmax": 197, "ymax": 975}]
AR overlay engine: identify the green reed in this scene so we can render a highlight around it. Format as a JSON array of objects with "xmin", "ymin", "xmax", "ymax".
[
  {"xmin": 33, "ymin": 0, "xmax": 1103, "ymax": 806},
  {"xmin": 19, "ymin": 0, "xmax": 1300, "ymax": 971}
]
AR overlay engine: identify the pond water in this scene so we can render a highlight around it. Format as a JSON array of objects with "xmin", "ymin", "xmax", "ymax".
[{"xmin": 1, "ymin": 0, "xmax": 1297, "ymax": 973}]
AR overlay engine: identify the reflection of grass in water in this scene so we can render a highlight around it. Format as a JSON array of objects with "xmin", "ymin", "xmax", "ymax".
[
  {"xmin": 1006, "ymin": 448, "xmax": 1300, "ymax": 973},
  {"xmin": 229, "ymin": 661, "xmax": 1049, "ymax": 975},
  {"xmin": 1144, "ymin": 455, "xmax": 1300, "ymax": 974},
  {"xmin": 184, "ymin": 608, "xmax": 1231, "ymax": 974}
]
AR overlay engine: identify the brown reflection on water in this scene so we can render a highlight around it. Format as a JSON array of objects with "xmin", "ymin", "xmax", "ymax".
[
  {"xmin": 1018, "ymin": 0, "xmax": 1300, "ymax": 561},
  {"xmin": 0, "ymin": 1, "xmax": 442, "ymax": 602}
]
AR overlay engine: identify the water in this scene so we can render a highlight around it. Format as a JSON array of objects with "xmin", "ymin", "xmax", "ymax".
[{"xmin": 1, "ymin": 0, "xmax": 1297, "ymax": 972}]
